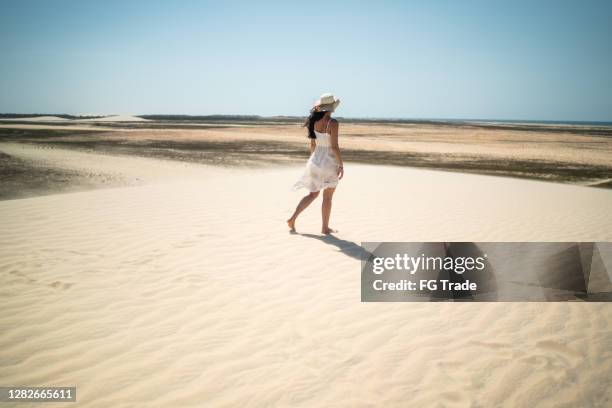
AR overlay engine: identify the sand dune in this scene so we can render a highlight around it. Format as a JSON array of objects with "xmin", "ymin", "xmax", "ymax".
[
  {"xmin": 0, "ymin": 114, "xmax": 149, "ymax": 123},
  {"xmin": 0, "ymin": 115, "xmax": 69, "ymax": 122},
  {"xmin": 76, "ymin": 115, "xmax": 149, "ymax": 122},
  {"xmin": 1, "ymin": 148, "xmax": 611, "ymax": 406}
]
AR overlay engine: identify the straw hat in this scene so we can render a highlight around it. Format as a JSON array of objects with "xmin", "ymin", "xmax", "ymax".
[{"xmin": 313, "ymin": 93, "xmax": 341, "ymax": 112}]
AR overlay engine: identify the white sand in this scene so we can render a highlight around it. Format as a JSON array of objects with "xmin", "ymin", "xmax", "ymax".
[
  {"xmin": 1, "ymin": 147, "xmax": 612, "ymax": 407},
  {"xmin": 76, "ymin": 115, "xmax": 148, "ymax": 122},
  {"xmin": 0, "ymin": 116, "xmax": 69, "ymax": 122},
  {"xmin": 0, "ymin": 114, "xmax": 148, "ymax": 124}
]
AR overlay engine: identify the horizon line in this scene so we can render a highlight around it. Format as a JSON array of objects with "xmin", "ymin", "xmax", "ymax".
[{"xmin": 1, "ymin": 112, "xmax": 612, "ymax": 125}]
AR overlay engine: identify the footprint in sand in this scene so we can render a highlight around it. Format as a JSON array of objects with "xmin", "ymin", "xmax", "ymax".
[
  {"xmin": 173, "ymin": 239, "xmax": 197, "ymax": 249},
  {"xmin": 9, "ymin": 270, "xmax": 37, "ymax": 283},
  {"xmin": 471, "ymin": 340, "xmax": 512, "ymax": 350},
  {"xmin": 49, "ymin": 281, "xmax": 74, "ymax": 290},
  {"xmin": 440, "ymin": 390, "xmax": 469, "ymax": 404},
  {"xmin": 520, "ymin": 340, "xmax": 582, "ymax": 370},
  {"xmin": 535, "ymin": 340, "xmax": 582, "ymax": 362},
  {"xmin": 131, "ymin": 257, "xmax": 153, "ymax": 266}
]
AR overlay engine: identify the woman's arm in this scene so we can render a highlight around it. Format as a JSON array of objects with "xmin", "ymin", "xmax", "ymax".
[
  {"xmin": 329, "ymin": 120, "xmax": 344, "ymax": 179},
  {"xmin": 310, "ymin": 138, "xmax": 316, "ymax": 154}
]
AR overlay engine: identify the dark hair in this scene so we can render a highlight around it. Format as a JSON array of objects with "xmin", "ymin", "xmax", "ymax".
[{"xmin": 304, "ymin": 109, "xmax": 326, "ymax": 139}]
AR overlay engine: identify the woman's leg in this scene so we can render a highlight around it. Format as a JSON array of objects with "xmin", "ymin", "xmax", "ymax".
[
  {"xmin": 321, "ymin": 187, "xmax": 336, "ymax": 234},
  {"xmin": 287, "ymin": 191, "xmax": 320, "ymax": 231}
]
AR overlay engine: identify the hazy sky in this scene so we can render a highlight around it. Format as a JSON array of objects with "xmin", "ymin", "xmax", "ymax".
[{"xmin": 1, "ymin": 0, "xmax": 611, "ymax": 121}]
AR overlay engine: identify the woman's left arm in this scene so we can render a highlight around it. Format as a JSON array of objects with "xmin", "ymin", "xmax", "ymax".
[{"xmin": 329, "ymin": 120, "xmax": 344, "ymax": 179}]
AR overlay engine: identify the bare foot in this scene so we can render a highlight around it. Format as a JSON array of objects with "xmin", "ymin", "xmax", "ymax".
[
  {"xmin": 321, "ymin": 227, "xmax": 337, "ymax": 235},
  {"xmin": 287, "ymin": 218, "xmax": 296, "ymax": 231}
]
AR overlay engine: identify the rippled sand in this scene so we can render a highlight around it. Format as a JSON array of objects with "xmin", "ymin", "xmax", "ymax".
[{"xmin": 1, "ymin": 144, "xmax": 611, "ymax": 406}]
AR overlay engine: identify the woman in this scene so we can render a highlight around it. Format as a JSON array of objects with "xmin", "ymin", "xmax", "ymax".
[{"xmin": 288, "ymin": 93, "xmax": 344, "ymax": 234}]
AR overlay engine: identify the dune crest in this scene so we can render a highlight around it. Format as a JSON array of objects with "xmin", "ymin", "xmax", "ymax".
[{"xmin": 76, "ymin": 114, "xmax": 149, "ymax": 122}]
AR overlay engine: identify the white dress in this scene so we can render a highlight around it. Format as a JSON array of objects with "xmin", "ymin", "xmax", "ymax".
[{"xmin": 293, "ymin": 125, "xmax": 340, "ymax": 192}]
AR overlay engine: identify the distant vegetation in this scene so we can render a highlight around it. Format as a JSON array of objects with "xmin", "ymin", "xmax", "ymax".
[
  {"xmin": 135, "ymin": 114, "xmax": 473, "ymax": 126},
  {"xmin": 140, "ymin": 114, "xmax": 265, "ymax": 121},
  {"xmin": 2, "ymin": 114, "xmax": 610, "ymax": 136},
  {"xmin": 138, "ymin": 114, "xmax": 303, "ymax": 123}
]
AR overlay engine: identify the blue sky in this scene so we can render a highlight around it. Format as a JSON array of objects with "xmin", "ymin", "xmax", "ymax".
[{"xmin": 1, "ymin": 0, "xmax": 611, "ymax": 121}]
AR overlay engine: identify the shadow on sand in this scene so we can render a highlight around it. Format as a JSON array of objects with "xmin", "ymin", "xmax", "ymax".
[{"xmin": 296, "ymin": 232, "xmax": 372, "ymax": 261}]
